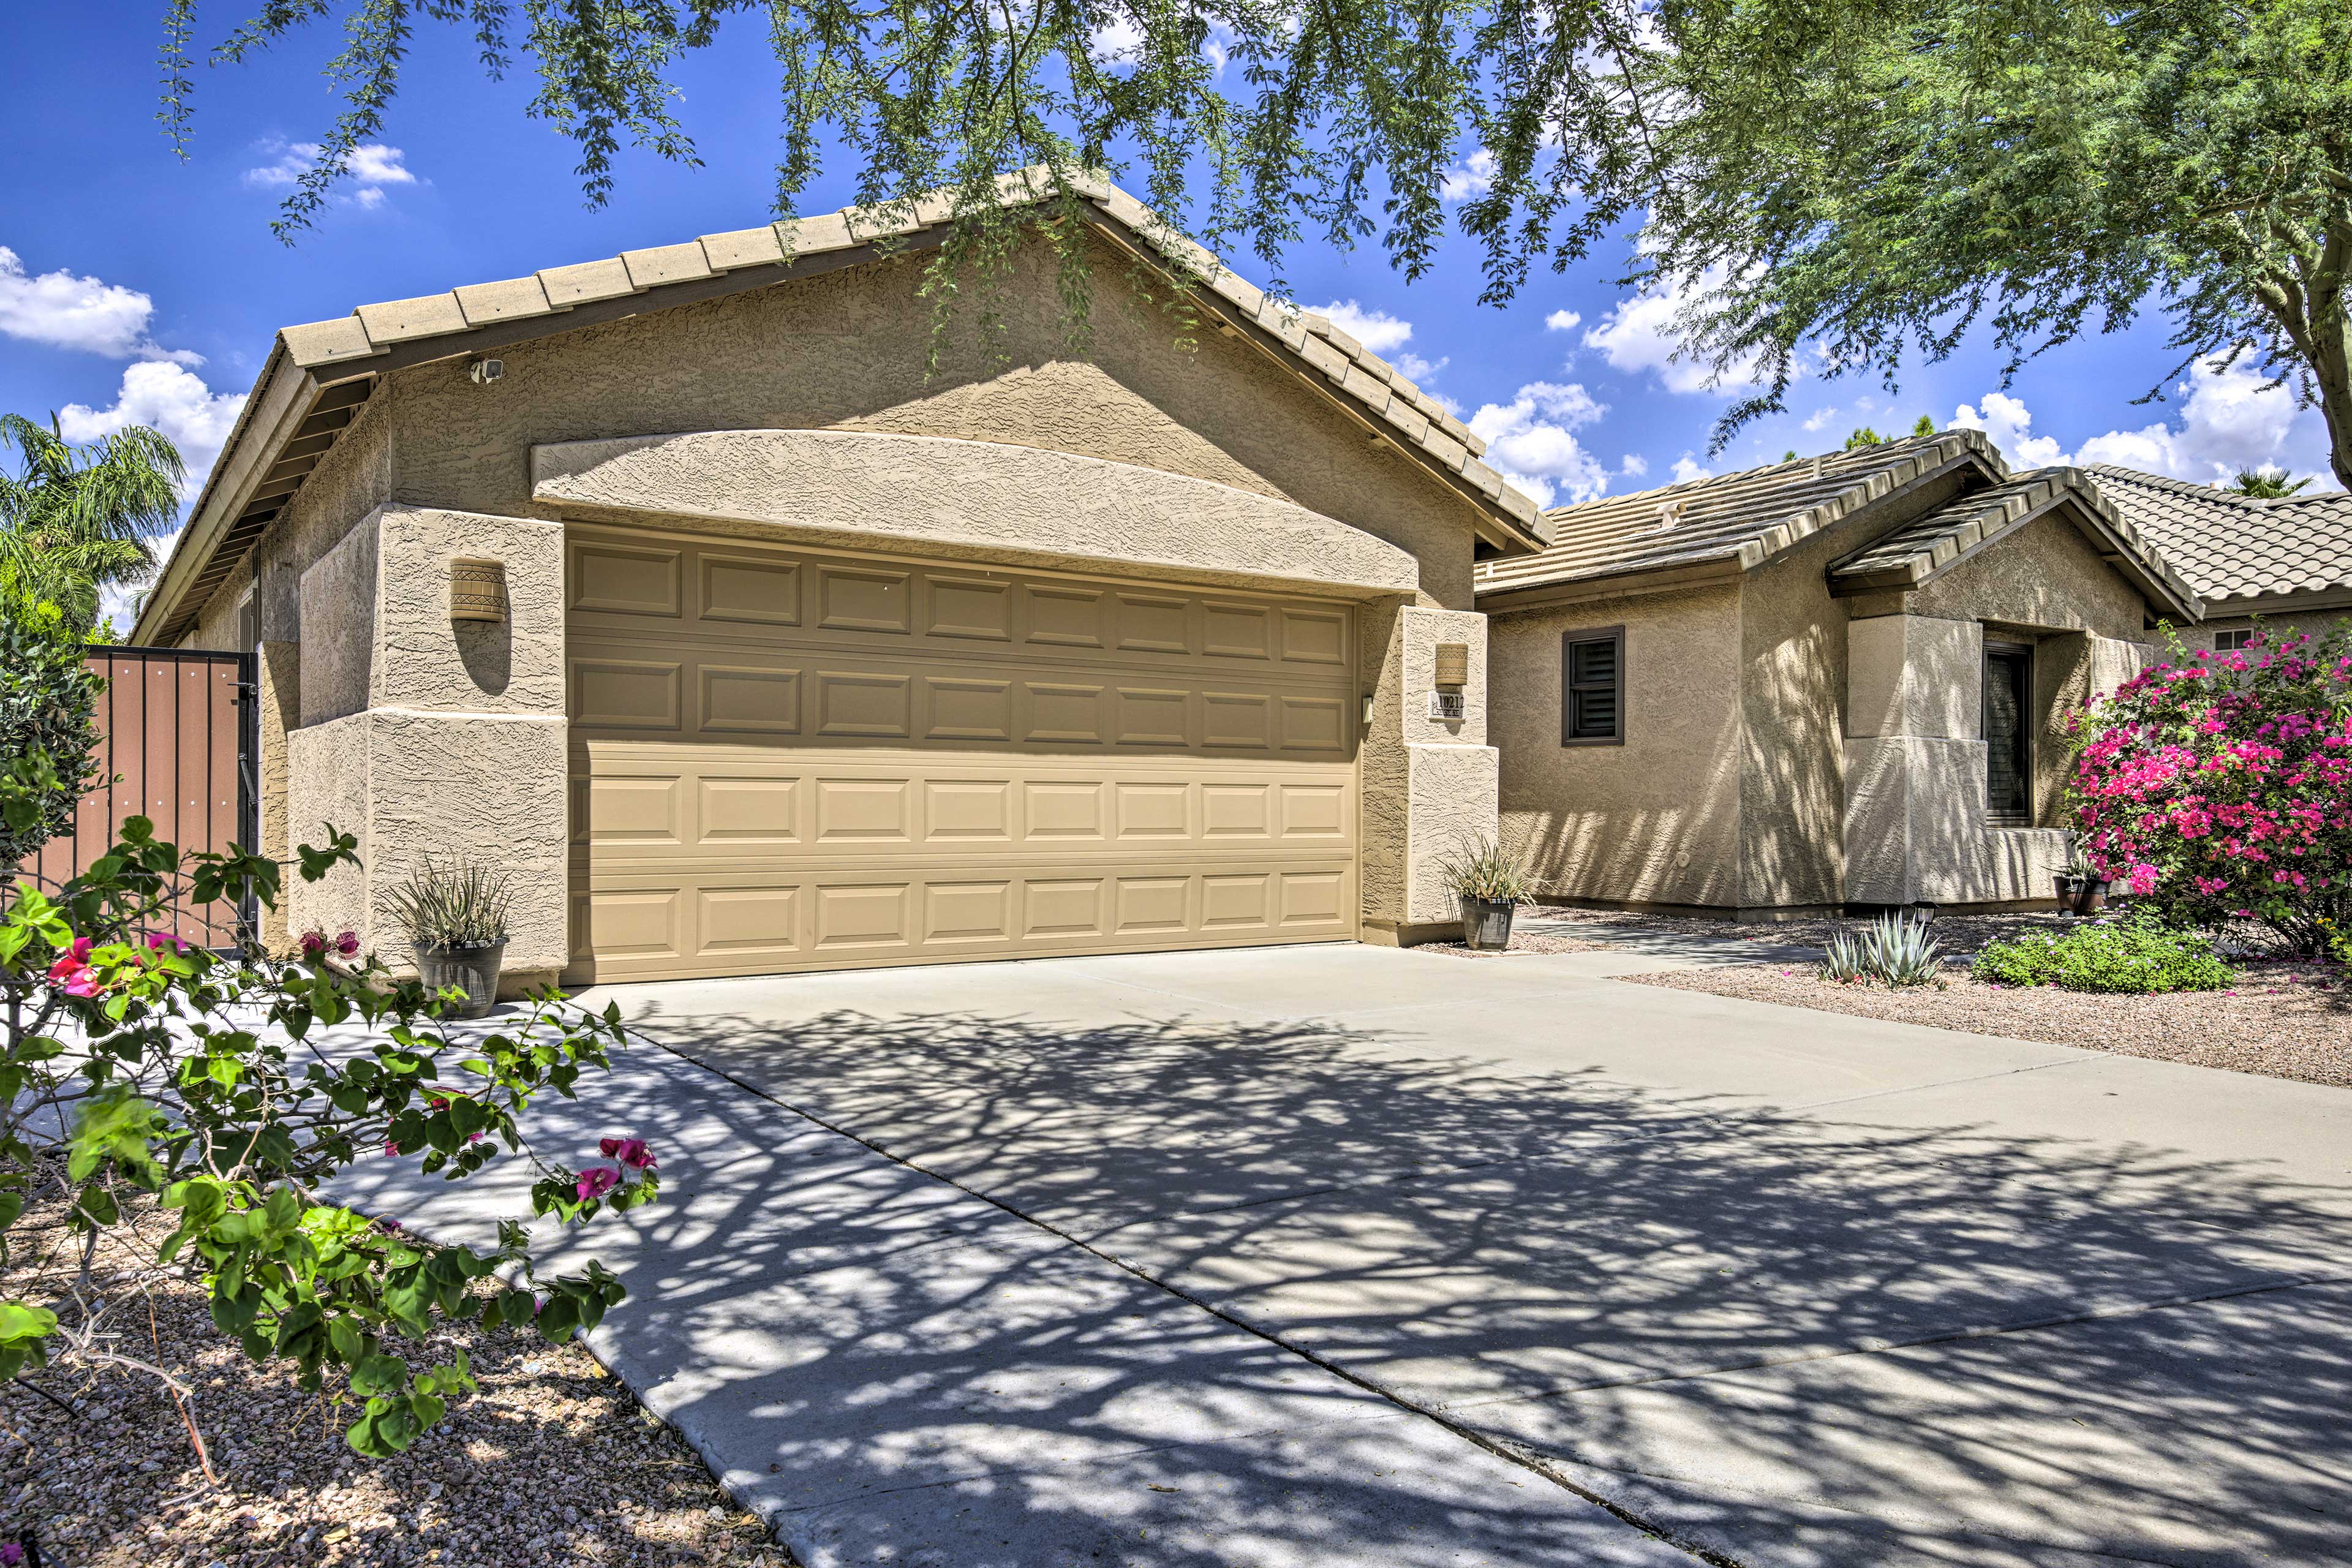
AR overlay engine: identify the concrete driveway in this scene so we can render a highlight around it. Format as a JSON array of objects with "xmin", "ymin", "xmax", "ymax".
[{"xmin": 352, "ymin": 942, "xmax": 2352, "ymax": 1567}]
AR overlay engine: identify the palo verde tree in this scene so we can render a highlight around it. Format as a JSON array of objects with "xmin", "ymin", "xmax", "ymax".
[
  {"xmin": 154, "ymin": 1, "xmax": 2352, "ymax": 482},
  {"xmin": 1629, "ymin": 0, "xmax": 2352, "ymax": 485}
]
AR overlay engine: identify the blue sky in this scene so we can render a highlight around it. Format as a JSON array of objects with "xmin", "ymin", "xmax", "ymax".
[{"xmin": 4, "ymin": 0, "xmax": 2339, "ymax": 581}]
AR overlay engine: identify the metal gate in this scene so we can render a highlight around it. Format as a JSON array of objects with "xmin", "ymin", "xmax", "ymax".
[{"xmin": 22, "ymin": 646, "xmax": 257, "ymax": 949}]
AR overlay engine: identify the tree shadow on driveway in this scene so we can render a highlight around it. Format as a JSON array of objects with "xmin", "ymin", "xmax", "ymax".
[{"xmin": 352, "ymin": 998, "xmax": 2352, "ymax": 1566}]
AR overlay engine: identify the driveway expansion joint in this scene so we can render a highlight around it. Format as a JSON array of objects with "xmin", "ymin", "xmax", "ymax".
[{"xmin": 630, "ymin": 1020, "xmax": 1733, "ymax": 1566}]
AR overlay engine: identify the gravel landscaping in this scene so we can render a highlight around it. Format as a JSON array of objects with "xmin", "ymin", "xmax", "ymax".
[
  {"xmin": 0, "ymin": 1178, "xmax": 783, "ymax": 1568},
  {"xmin": 1419, "ymin": 929, "xmax": 1618, "ymax": 958},
  {"xmin": 1525, "ymin": 903, "xmax": 2082, "ymax": 954},
  {"xmin": 1626, "ymin": 960, "xmax": 2352, "ymax": 1088}
]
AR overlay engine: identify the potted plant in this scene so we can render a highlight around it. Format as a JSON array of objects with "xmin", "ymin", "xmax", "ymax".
[
  {"xmin": 2048, "ymin": 848, "xmax": 2111, "ymax": 916},
  {"xmin": 1436, "ymin": 837, "xmax": 1538, "ymax": 950},
  {"xmin": 387, "ymin": 854, "xmax": 513, "ymax": 1018}
]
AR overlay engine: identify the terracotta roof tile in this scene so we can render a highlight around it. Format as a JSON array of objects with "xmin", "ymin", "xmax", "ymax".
[
  {"xmin": 1476, "ymin": 432, "xmax": 1999, "ymax": 596},
  {"xmin": 265, "ymin": 167, "xmax": 1517, "ymax": 529},
  {"xmin": 2081, "ymin": 467, "xmax": 2352, "ymax": 605}
]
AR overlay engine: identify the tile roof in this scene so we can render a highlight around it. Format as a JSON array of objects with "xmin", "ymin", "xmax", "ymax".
[
  {"xmin": 2081, "ymin": 467, "xmax": 2352, "ymax": 606},
  {"xmin": 139, "ymin": 167, "xmax": 1549, "ymax": 646},
  {"xmin": 266, "ymin": 167, "xmax": 1529, "ymax": 530},
  {"xmin": 1831, "ymin": 468, "xmax": 2201, "ymax": 620},
  {"xmin": 1475, "ymin": 431, "xmax": 2001, "ymax": 600}
]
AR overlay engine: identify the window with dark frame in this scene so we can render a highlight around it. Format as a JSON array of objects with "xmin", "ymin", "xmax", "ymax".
[
  {"xmin": 1561, "ymin": 628, "xmax": 1626, "ymax": 745},
  {"xmin": 1983, "ymin": 641, "xmax": 2033, "ymax": 825},
  {"xmin": 2214, "ymin": 628, "xmax": 2258, "ymax": 652}
]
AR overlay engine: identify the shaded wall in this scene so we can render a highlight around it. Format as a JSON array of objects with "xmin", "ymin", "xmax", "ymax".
[{"xmin": 1491, "ymin": 584, "xmax": 1744, "ymax": 908}]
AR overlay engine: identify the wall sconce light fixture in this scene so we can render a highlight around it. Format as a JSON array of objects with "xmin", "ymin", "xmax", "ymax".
[
  {"xmin": 450, "ymin": 557, "xmax": 508, "ymax": 623},
  {"xmin": 1433, "ymin": 642, "xmax": 1469, "ymax": 688}
]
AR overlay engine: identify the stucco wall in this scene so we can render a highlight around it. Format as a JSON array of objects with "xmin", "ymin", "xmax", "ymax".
[
  {"xmin": 531, "ymin": 429, "xmax": 1423, "ymax": 599},
  {"xmin": 1736, "ymin": 527, "xmax": 1852, "ymax": 908},
  {"xmin": 1491, "ymin": 584, "xmax": 1744, "ymax": 908},
  {"xmin": 383, "ymin": 230, "xmax": 1483, "ymax": 612},
  {"xmin": 1908, "ymin": 511, "xmax": 2150, "ymax": 639}
]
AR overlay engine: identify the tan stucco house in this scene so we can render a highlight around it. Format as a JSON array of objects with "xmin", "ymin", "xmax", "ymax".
[
  {"xmin": 130, "ymin": 173, "xmax": 1549, "ymax": 989},
  {"xmin": 2084, "ymin": 467, "xmax": 2352, "ymax": 657},
  {"xmin": 1477, "ymin": 434, "xmax": 2212, "ymax": 916}
]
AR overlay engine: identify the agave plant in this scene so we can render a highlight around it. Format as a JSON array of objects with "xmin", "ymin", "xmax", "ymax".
[
  {"xmin": 1820, "ymin": 910, "xmax": 1942, "ymax": 987},
  {"xmin": 387, "ymin": 854, "xmax": 513, "ymax": 952},
  {"xmin": 1435, "ymin": 837, "xmax": 1539, "ymax": 904}
]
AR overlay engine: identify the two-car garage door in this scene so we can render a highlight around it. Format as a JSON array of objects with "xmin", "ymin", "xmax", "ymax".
[{"xmin": 564, "ymin": 525, "xmax": 1360, "ymax": 982}]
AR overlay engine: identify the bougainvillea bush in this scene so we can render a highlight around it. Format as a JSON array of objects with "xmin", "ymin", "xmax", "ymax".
[
  {"xmin": 1, "ymin": 818, "xmax": 660, "ymax": 1463},
  {"xmin": 2068, "ymin": 622, "xmax": 2352, "ymax": 955}
]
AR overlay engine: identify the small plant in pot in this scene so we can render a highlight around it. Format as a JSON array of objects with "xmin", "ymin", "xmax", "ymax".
[
  {"xmin": 388, "ymin": 854, "xmax": 513, "ymax": 1019},
  {"xmin": 1437, "ymin": 837, "xmax": 1537, "ymax": 951},
  {"xmin": 2048, "ymin": 847, "xmax": 2111, "ymax": 917}
]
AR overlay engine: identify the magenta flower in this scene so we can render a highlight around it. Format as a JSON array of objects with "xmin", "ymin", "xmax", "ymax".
[
  {"xmin": 335, "ymin": 929, "xmax": 361, "ymax": 957},
  {"xmin": 575, "ymin": 1166, "xmax": 621, "ymax": 1202},
  {"xmin": 600, "ymin": 1136, "xmax": 657, "ymax": 1172},
  {"xmin": 299, "ymin": 930, "xmax": 327, "ymax": 959},
  {"xmin": 144, "ymin": 931, "xmax": 189, "ymax": 954}
]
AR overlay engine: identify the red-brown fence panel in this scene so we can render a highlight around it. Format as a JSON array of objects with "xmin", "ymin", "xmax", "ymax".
[{"xmin": 22, "ymin": 646, "xmax": 257, "ymax": 950}]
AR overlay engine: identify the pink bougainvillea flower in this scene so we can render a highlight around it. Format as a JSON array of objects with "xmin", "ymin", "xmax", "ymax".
[
  {"xmin": 335, "ymin": 929, "xmax": 361, "ymax": 957},
  {"xmin": 61, "ymin": 970, "xmax": 102, "ymax": 998},
  {"xmin": 575, "ymin": 1166, "xmax": 621, "ymax": 1202},
  {"xmin": 47, "ymin": 935, "xmax": 93, "ymax": 984},
  {"xmin": 299, "ymin": 930, "xmax": 328, "ymax": 959},
  {"xmin": 600, "ymin": 1136, "xmax": 657, "ymax": 1170},
  {"xmin": 143, "ymin": 931, "xmax": 189, "ymax": 954}
]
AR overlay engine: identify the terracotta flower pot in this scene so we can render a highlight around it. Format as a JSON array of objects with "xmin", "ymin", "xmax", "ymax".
[
  {"xmin": 2073, "ymin": 879, "xmax": 2111, "ymax": 917},
  {"xmin": 2054, "ymin": 873, "xmax": 2082, "ymax": 913},
  {"xmin": 1459, "ymin": 896, "xmax": 1517, "ymax": 951},
  {"xmin": 413, "ymin": 941, "xmax": 505, "ymax": 1019}
]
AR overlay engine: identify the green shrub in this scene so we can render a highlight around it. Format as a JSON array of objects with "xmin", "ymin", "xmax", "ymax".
[
  {"xmin": 1972, "ymin": 914, "xmax": 2236, "ymax": 994},
  {"xmin": 0, "ymin": 597, "xmax": 102, "ymax": 867}
]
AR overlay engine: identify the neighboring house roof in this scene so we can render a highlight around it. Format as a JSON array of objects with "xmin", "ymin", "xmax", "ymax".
[
  {"xmin": 1474, "ymin": 431, "xmax": 2002, "ymax": 607},
  {"xmin": 135, "ymin": 168, "xmax": 1544, "ymax": 646},
  {"xmin": 1830, "ymin": 469, "xmax": 2202, "ymax": 622},
  {"xmin": 2081, "ymin": 466, "xmax": 2352, "ymax": 612}
]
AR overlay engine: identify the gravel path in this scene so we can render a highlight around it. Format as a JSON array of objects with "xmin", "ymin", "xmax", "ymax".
[
  {"xmin": 0, "ymin": 1182, "xmax": 784, "ymax": 1567},
  {"xmin": 1627, "ymin": 961, "xmax": 2352, "ymax": 1089}
]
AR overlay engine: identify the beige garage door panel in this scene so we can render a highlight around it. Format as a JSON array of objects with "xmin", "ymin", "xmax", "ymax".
[{"xmin": 567, "ymin": 528, "xmax": 1359, "ymax": 981}]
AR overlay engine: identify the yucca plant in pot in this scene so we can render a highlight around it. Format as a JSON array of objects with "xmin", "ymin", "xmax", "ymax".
[
  {"xmin": 388, "ymin": 854, "xmax": 513, "ymax": 1018},
  {"xmin": 1437, "ymin": 837, "xmax": 1538, "ymax": 950}
]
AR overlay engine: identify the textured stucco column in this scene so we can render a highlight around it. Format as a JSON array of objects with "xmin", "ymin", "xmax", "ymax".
[
  {"xmin": 1362, "ymin": 605, "xmax": 1498, "ymax": 944},
  {"xmin": 284, "ymin": 505, "xmax": 568, "ymax": 992},
  {"xmin": 1844, "ymin": 612, "xmax": 2071, "ymax": 907},
  {"xmin": 254, "ymin": 639, "xmax": 301, "ymax": 951}
]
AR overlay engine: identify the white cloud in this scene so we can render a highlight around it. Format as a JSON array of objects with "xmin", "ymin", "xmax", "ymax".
[
  {"xmin": 1544, "ymin": 309, "xmax": 1581, "ymax": 333},
  {"xmin": 1952, "ymin": 358, "xmax": 2335, "ymax": 485},
  {"xmin": 1671, "ymin": 454, "xmax": 1711, "ymax": 483},
  {"xmin": 1583, "ymin": 266, "xmax": 1767, "ymax": 396},
  {"xmin": 1393, "ymin": 350, "xmax": 1446, "ymax": 385},
  {"xmin": 1467, "ymin": 381, "xmax": 1610, "ymax": 508},
  {"xmin": 1950, "ymin": 391, "xmax": 2065, "ymax": 469},
  {"xmin": 243, "ymin": 140, "xmax": 418, "ymax": 210},
  {"xmin": 1441, "ymin": 149, "xmax": 1496, "ymax": 202},
  {"xmin": 0, "ymin": 246, "xmax": 202, "ymax": 364},
  {"xmin": 1313, "ymin": 300, "xmax": 1415, "ymax": 356},
  {"xmin": 1620, "ymin": 454, "xmax": 1649, "ymax": 478},
  {"xmin": 57, "ymin": 360, "xmax": 247, "ymax": 499},
  {"xmin": 1801, "ymin": 405, "xmax": 1838, "ymax": 433}
]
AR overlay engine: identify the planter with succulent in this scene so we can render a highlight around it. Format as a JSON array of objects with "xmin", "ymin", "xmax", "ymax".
[
  {"xmin": 388, "ymin": 855, "xmax": 514, "ymax": 1018},
  {"xmin": 1436, "ymin": 837, "xmax": 1538, "ymax": 950},
  {"xmin": 2048, "ymin": 847, "xmax": 2111, "ymax": 917}
]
